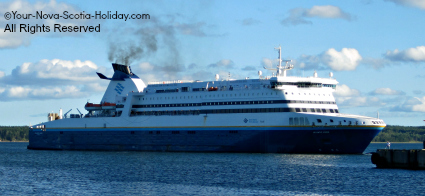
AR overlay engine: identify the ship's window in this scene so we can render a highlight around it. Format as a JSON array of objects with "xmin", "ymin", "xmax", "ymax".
[
  {"xmin": 317, "ymin": 119, "xmax": 322, "ymax": 123},
  {"xmin": 344, "ymin": 120, "xmax": 346, "ymax": 122},
  {"xmin": 329, "ymin": 109, "xmax": 334, "ymax": 113},
  {"xmin": 322, "ymin": 109, "xmax": 327, "ymax": 113},
  {"xmin": 289, "ymin": 118, "xmax": 294, "ymax": 125},
  {"xmin": 362, "ymin": 121, "xmax": 365, "ymax": 125},
  {"xmin": 339, "ymin": 121, "xmax": 342, "ymax": 125},
  {"xmin": 335, "ymin": 109, "xmax": 339, "ymax": 113},
  {"xmin": 295, "ymin": 108, "xmax": 301, "ymax": 112},
  {"xmin": 305, "ymin": 118, "xmax": 310, "ymax": 125},
  {"xmin": 302, "ymin": 108, "xmax": 307, "ymax": 112},
  {"xmin": 294, "ymin": 117, "xmax": 299, "ymax": 125},
  {"xmin": 300, "ymin": 117, "xmax": 305, "ymax": 125},
  {"xmin": 285, "ymin": 92, "xmax": 287, "ymax": 95},
  {"xmin": 310, "ymin": 108, "xmax": 315, "ymax": 112},
  {"xmin": 330, "ymin": 119, "xmax": 334, "ymax": 122},
  {"xmin": 316, "ymin": 109, "xmax": 321, "ymax": 113}
]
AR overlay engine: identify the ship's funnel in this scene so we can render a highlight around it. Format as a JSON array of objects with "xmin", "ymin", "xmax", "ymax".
[{"xmin": 98, "ymin": 63, "xmax": 146, "ymax": 103}]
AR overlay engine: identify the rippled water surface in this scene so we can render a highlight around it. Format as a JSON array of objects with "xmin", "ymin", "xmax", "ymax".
[{"xmin": 0, "ymin": 142, "xmax": 424, "ymax": 195}]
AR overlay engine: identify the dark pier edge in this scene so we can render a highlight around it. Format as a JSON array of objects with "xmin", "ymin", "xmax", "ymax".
[{"xmin": 371, "ymin": 141, "xmax": 425, "ymax": 170}]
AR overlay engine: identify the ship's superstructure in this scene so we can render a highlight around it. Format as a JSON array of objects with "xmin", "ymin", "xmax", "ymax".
[{"xmin": 28, "ymin": 47, "xmax": 386, "ymax": 153}]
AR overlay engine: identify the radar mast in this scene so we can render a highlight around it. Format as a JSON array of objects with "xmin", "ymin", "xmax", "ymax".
[{"xmin": 263, "ymin": 46, "xmax": 293, "ymax": 77}]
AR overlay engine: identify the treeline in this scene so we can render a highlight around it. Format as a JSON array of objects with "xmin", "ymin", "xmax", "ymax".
[
  {"xmin": 0, "ymin": 126, "xmax": 29, "ymax": 141},
  {"xmin": 372, "ymin": 125, "xmax": 425, "ymax": 142}
]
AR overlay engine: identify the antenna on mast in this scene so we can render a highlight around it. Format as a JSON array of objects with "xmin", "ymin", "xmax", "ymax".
[{"xmin": 263, "ymin": 46, "xmax": 293, "ymax": 77}]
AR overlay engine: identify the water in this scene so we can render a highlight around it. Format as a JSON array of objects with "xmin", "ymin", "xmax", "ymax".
[{"xmin": 1, "ymin": 143, "xmax": 424, "ymax": 195}]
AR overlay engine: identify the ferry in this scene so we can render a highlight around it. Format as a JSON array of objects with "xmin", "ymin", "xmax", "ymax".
[{"xmin": 28, "ymin": 46, "xmax": 386, "ymax": 153}]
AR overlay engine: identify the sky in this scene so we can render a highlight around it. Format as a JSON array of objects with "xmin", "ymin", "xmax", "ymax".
[{"xmin": 0, "ymin": 0, "xmax": 424, "ymax": 126}]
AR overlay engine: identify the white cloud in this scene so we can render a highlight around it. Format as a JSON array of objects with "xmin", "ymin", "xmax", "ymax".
[
  {"xmin": 391, "ymin": 96, "xmax": 425, "ymax": 112},
  {"xmin": 0, "ymin": 59, "xmax": 108, "ymax": 101},
  {"xmin": 334, "ymin": 84, "xmax": 360, "ymax": 97},
  {"xmin": 321, "ymin": 48, "xmax": 362, "ymax": 71},
  {"xmin": 0, "ymin": 85, "xmax": 88, "ymax": 101},
  {"xmin": 369, "ymin": 88, "xmax": 405, "ymax": 95},
  {"xmin": 3, "ymin": 59, "xmax": 101, "ymax": 85},
  {"xmin": 281, "ymin": 5, "xmax": 352, "ymax": 26},
  {"xmin": 385, "ymin": 0, "xmax": 425, "ymax": 9},
  {"xmin": 305, "ymin": 5, "xmax": 352, "ymax": 20},
  {"xmin": 334, "ymin": 84, "xmax": 384, "ymax": 108},
  {"xmin": 7, "ymin": 86, "xmax": 31, "ymax": 98},
  {"xmin": 336, "ymin": 96, "xmax": 384, "ymax": 108},
  {"xmin": 295, "ymin": 48, "xmax": 362, "ymax": 71},
  {"xmin": 385, "ymin": 46, "xmax": 425, "ymax": 62}
]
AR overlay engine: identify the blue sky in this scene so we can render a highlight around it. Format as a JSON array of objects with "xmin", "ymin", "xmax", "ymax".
[{"xmin": 0, "ymin": 0, "xmax": 424, "ymax": 126}]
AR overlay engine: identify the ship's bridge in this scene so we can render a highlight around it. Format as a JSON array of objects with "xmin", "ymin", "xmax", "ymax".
[{"xmin": 270, "ymin": 75, "xmax": 338, "ymax": 90}]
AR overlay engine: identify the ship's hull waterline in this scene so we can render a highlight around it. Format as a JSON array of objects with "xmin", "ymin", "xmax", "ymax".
[{"xmin": 28, "ymin": 126, "xmax": 383, "ymax": 154}]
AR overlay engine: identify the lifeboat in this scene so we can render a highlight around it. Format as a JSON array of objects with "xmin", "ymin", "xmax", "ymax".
[
  {"xmin": 208, "ymin": 87, "xmax": 218, "ymax": 91},
  {"xmin": 101, "ymin": 102, "xmax": 117, "ymax": 110},
  {"xmin": 85, "ymin": 102, "xmax": 102, "ymax": 111}
]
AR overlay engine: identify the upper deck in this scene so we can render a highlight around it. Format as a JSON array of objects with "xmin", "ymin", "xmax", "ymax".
[{"xmin": 143, "ymin": 74, "xmax": 337, "ymax": 95}]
